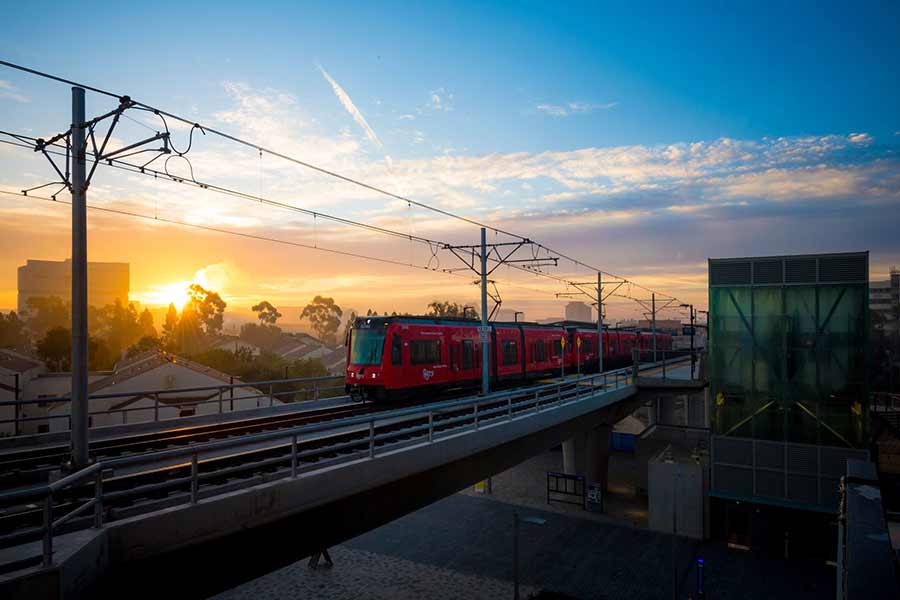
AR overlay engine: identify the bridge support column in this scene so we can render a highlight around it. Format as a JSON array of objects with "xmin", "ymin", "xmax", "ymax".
[
  {"xmin": 585, "ymin": 424, "xmax": 612, "ymax": 492},
  {"xmin": 562, "ymin": 435, "xmax": 584, "ymax": 475},
  {"xmin": 562, "ymin": 425, "xmax": 612, "ymax": 492}
]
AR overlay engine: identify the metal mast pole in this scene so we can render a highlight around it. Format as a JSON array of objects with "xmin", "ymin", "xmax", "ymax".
[
  {"xmin": 71, "ymin": 87, "xmax": 89, "ymax": 468},
  {"xmin": 651, "ymin": 292, "xmax": 657, "ymax": 362},
  {"xmin": 689, "ymin": 304, "xmax": 695, "ymax": 378},
  {"xmin": 597, "ymin": 271, "xmax": 603, "ymax": 373},
  {"xmin": 480, "ymin": 228, "xmax": 489, "ymax": 395}
]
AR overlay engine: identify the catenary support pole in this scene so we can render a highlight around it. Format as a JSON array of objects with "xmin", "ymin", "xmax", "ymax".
[
  {"xmin": 651, "ymin": 292, "xmax": 657, "ymax": 362},
  {"xmin": 597, "ymin": 271, "xmax": 603, "ymax": 373},
  {"xmin": 689, "ymin": 304, "xmax": 695, "ymax": 378},
  {"xmin": 71, "ymin": 87, "xmax": 89, "ymax": 469},
  {"xmin": 480, "ymin": 227, "xmax": 489, "ymax": 395}
]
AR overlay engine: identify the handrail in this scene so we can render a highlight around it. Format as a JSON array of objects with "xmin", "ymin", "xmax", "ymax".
[{"xmin": 0, "ymin": 351, "xmax": 698, "ymax": 567}]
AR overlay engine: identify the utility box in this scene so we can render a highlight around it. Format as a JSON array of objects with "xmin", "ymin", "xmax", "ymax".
[{"xmin": 648, "ymin": 444, "xmax": 708, "ymax": 539}]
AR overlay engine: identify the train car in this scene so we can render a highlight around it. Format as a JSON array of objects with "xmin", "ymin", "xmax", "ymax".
[
  {"xmin": 344, "ymin": 315, "xmax": 676, "ymax": 401},
  {"xmin": 346, "ymin": 316, "xmax": 570, "ymax": 401},
  {"xmin": 492, "ymin": 323, "xmax": 524, "ymax": 384},
  {"xmin": 555, "ymin": 321, "xmax": 601, "ymax": 374}
]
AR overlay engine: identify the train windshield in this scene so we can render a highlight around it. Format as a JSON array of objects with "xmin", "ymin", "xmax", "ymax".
[{"xmin": 350, "ymin": 329, "xmax": 386, "ymax": 365}]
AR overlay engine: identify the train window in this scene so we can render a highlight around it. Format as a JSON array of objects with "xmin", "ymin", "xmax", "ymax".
[
  {"xmin": 535, "ymin": 339, "xmax": 546, "ymax": 362},
  {"xmin": 501, "ymin": 340, "xmax": 518, "ymax": 366},
  {"xmin": 391, "ymin": 335, "xmax": 402, "ymax": 365},
  {"xmin": 410, "ymin": 339, "xmax": 441, "ymax": 365},
  {"xmin": 552, "ymin": 339, "xmax": 562, "ymax": 356},
  {"xmin": 462, "ymin": 340, "xmax": 474, "ymax": 369},
  {"xmin": 582, "ymin": 339, "xmax": 591, "ymax": 354},
  {"xmin": 350, "ymin": 328, "xmax": 386, "ymax": 365}
]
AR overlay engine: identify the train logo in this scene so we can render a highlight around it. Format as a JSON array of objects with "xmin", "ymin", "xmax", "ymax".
[{"xmin": 422, "ymin": 368, "xmax": 434, "ymax": 381}]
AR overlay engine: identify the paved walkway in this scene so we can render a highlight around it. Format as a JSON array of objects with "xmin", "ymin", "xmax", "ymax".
[
  {"xmin": 213, "ymin": 447, "xmax": 833, "ymax": 600},
  {"xmin": 213, "ymin": 545, "xmax": 537, "ymax": 600}
]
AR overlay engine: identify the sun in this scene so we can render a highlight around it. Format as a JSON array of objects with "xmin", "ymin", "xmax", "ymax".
[{"xmin": 139, "ymin": 281, "xmax": 193, "ymax": 310}]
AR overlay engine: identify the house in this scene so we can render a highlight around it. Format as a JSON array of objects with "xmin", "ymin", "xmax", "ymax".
[
  {"xmin": 207, "ymin": 335, "xmax": 262, "ymax": 356},
  {"xmin": 271, "ymin": 333, "xmax": 321, "ymax": 359},
  {"xmin": 320, "ymin": 345, "xmax": 347, "ymax": 375},
  {"xmin": 23, "ymin": 350, "xmax": 269, "ymax": 434}
]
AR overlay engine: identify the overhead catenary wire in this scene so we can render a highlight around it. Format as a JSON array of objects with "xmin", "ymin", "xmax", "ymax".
[
  {"xmin": 0, "ymin": 187, "xmax": 566, "ymax": 302},
  {"xmin": 0, "ymin": 59, "xmax": 681, "ymax": 303},
  {"xmin": 3, "ymin": 131, "xmax": 687, "ymax": 314}
]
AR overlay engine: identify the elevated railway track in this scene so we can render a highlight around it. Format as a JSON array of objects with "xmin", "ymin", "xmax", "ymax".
[{"xmin": 0, "ymin": 354, "xmax": 693, "ymax": 576}]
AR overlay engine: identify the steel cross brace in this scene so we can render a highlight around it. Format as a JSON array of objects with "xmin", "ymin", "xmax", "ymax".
[{"xmin": 27, "ymin": 96, "xmax": 170, "ymax": 195}]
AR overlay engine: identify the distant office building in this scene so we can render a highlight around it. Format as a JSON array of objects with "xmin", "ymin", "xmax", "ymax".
[
  {"xmin": 565, "ymin": 301, "xmax": 591, "ymax": 322},
  {"xmin": 17, "ymin": 259, "xmax": 129, "ymax": 313},
  {"xmin": 707, "ymin": 252, "xmax": 869, "ymax": 556},
  {"xmin": 871, "ymin": 267, "xmax": 899, "ymax": 332}
]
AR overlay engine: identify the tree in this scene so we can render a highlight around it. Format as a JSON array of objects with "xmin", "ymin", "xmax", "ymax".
[
  {"xmin": 36, "ymin": 326, "xmax": 71, "ymax": 371},
  {"xmin": 139, "ymin": 308, "xmax": 156, "ymax": 338},
  {"xmin": 342, "ymin": 310, "xmax": 357, "ymax": 344},
  {"xmin": 162, "ymin": 303, "xmax": 178, "ymax": 345},
  {"xmin": 187, "ymin": 284, "xmax": 226, "ymax": 335},
  {"xmin": 94, "ymin": 299, "xmax": 143, "ymax": 356},
  {"xmin": 88, "ymin": 336, "xmax": 117, "ymax": 371},
  {"xmin": 0, "ymin": 311, "xmax": 29, "ymax": 348},
  {"xmin": 127, "ymin": 335, "xmax": 163, "ymax": 357},
  {"xmin": 252, "ymin": 301, "xmax": 282, "ymax": 325},
  {"xmin": 300, "ymin": 296, "xmax": 343, "ymax": 345},
  {"xmin": 173, "ymin": 304, "xmax": 204, "ymax": 354},
  {"xmin": 240, "ymin": 322, "xmax": 282, "ymax": 351},
  {"xmin": 426, "ymin": 301, "xmax": 476, "ymax": 319},
  {"xmin": 25, "ymin": 296, "xmax": 70, "ymax": 338}
]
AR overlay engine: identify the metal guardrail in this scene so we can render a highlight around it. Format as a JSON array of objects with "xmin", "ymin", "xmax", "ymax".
[
  {"xmin": 1, "ymin": 355, "xmax": 697, "ymax": 568},
  {"xmin": 0, "ymin": 374, "xmax": 346, "ymax": 435}
]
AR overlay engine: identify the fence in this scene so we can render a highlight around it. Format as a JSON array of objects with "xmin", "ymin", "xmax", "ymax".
[{"xmin": 0, "ymin": 374, "xmax": 345, "ymax": 436}]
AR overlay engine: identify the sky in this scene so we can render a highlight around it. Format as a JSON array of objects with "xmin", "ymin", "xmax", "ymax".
[{"xmin": 1, "ymin": 1, "xmax": 898, "ymax": 323}]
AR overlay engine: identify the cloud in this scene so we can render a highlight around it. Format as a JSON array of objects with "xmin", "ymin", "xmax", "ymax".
[
  {"xmin": 0, "ymin": 80, "xmax": 29, "ymax": 103},
  {"xmin": 536, "ymin": 101, "xmax": 617, "ymax": 117},
  {"xmin": 6, "ymin": 76, "xmax": 895, "ymax": 316},
  {"xmin": 316, "ymin": 63, "xmax": 383, "ymax": 148},
  {"xmin": 428, "ymin": 88, "xmax": 454, "ymax": 112}
]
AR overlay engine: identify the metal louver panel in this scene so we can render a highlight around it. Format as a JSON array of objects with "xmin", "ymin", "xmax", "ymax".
[
  {"xmin": 818, "ymin": 254, "xmax": 867, "ymax": 283},
  {"xmin": 784, "ymin": 258, "xmax": 817, "ymax": 284},
  {"xmin": 752, "ymin": 260, "xmax": 783, "ymax": 284},
  {"xmin": 710, "ymin": 261, "xmax": 751, "ymax": 286}
]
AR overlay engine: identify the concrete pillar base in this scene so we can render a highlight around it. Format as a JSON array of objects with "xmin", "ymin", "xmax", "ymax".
[{"xmin": 562, "ymin": 425, "xmax": 612, "ymax": 492}]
